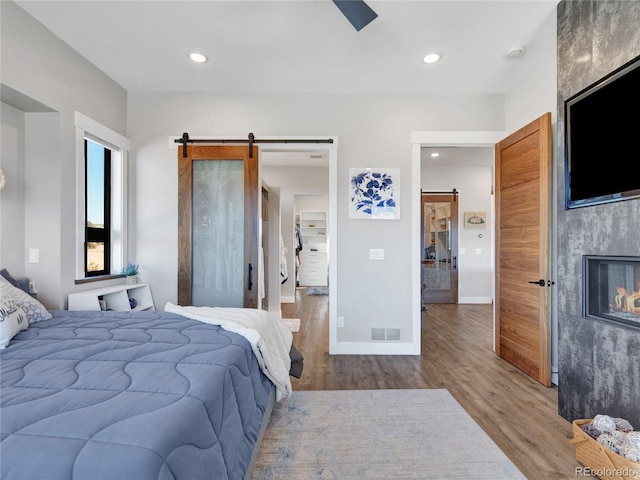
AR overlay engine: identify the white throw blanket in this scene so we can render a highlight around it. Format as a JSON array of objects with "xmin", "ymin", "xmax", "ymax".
[{"xmin": 165, "ymin": 303, "xmax": 293, "ymax": 400}]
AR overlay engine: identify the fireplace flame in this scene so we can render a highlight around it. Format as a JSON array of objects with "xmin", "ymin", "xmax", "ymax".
[{"xmin": 613, "ymin": 282, "xmax": 640, "ymax": 316}]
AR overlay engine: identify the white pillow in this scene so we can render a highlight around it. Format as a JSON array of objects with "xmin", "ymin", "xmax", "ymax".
[
  {"xmin": 0, "ymin": 275, "xmax": 52, "ymax": 323},
  {"xmin": 0, "ymin": 299, "xmax": 28, "ymax": 349}
]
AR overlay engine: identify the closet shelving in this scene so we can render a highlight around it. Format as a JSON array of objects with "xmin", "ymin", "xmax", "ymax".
[{"xmin": 298, "ymin": 211, "xmax": 328, "ymax": 286}]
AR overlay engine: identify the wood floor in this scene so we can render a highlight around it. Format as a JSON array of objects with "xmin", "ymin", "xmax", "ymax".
[{"xmin": 282, "ymin": 287, "xmax": 580, "ymax": 480}]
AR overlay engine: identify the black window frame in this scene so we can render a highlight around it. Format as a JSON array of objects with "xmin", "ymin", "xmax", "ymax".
[{"xmin": 84, "ymin": 139, "xmax": 112, "ymax": 277}]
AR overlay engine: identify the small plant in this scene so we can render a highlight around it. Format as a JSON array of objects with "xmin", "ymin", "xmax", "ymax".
[{"xmin": 121, "ymin": 262, "xmax": 139, "ymax": 276}]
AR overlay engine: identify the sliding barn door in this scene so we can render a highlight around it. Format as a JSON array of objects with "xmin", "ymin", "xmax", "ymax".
[
  {"xmin": 495, "ymin": 113, "xmax": 552, "ymax": 386},
  {"xmin": 178, "ymin": 145, "xmax": 259, "ymax": 308},
  {"xmin": 421, "ymin": 193, "xmax": 458, "ymax": 303}
]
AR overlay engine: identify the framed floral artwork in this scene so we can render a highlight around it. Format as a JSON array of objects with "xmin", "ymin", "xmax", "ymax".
[
  {"xmin": 464, "ymin": 211, "xmax": 487, "ymax": 229},
  {"xmin": 349, "ymin": 168, "xmax": 400, "ymax": 219}
]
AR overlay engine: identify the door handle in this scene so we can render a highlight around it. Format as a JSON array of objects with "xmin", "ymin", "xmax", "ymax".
[
  {"xmin": 247, "ymin": 263, "xmax": 253, "ymax": 290},
  {"xmin": 452, "ymin": 256, "xmax": 457, "ymax": 270},
  {"xmin": 528, "ymin": 279, "xmax": 556, "ymax": 287}
]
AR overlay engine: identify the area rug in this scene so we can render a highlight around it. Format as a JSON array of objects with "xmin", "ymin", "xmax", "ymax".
[
  {"xmin": 280, "ymin": 318, "xmax": 300, "ymax": 333},
  {"xmin": 306, "ymin": 287, "xmax": 329, "ymax": 295},
  {"xmin": 250, "ymin": 389, "xmax": 526, "ymax": 479}
]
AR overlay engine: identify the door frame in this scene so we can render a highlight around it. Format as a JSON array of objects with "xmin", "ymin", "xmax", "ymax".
[
  {"xmin": 258, "ymin": 141, "xmax": 338, "ymax": 353},
  {"xmin": 411, "ymin": 131, "xmax": 506, "ymax": 354}
]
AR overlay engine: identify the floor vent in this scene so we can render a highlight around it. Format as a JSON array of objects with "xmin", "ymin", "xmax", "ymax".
[{"xmin": 371, "ymin": 328, "xmax": 402, "ymax": 341}]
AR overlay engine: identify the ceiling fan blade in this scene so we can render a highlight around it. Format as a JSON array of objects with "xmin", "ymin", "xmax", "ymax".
[{"xmin": 332, "ymin": 0, "xmax": 378, "ymax": 31}]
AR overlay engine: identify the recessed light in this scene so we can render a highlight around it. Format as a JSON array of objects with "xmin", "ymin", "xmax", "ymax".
[
  {"xmin": 430, "ymin": 153, "xmax": 440, "ymax": 158},
  {"xmin": 423, "ymin": 52, "xmax": 441, "ymax": 64},
  {"xmin": 188, "ymin": 52, "xmax": 208, "ymax": 63}
]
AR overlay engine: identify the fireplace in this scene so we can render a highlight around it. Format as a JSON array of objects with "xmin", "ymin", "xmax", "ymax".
[{"xmin": 584, "ymin": 256, "xmax": 640, "ymax": 330}]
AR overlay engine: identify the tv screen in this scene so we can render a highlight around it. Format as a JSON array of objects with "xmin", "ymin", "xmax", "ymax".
[{"xmin": 564, "ymin": 55, "xmax": 640, "ymax": 209}]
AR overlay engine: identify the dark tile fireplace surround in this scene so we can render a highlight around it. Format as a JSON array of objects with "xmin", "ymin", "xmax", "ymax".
[{"xmin": 557, "ymin": 1, "xmax": 640, "ymax": 428}]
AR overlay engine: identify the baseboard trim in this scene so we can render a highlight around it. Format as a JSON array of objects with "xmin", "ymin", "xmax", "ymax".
[
  {"xmin": 458, "ymin": 296, "xmax": 493, "ymax": 304},
  {"xmin": 280, "ymin": 295, "xmax": 295, "ymax": 304},
  {"xmin": 329, "ymin": 341, "xmax": 420, "ymax": 355}
]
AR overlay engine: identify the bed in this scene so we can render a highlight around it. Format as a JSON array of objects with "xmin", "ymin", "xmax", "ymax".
[{"xmin": 0, "ymin": 272, "xmax": 295, "ymax": 480}]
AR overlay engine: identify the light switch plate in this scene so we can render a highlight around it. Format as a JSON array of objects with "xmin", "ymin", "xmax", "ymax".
[
  {"xmin": 28, "ymin": 248, "xmax": 39, "ymax": 263},
  {"xmin": 369, "ymin": 249, "xmax": 384, "ymax": 260}
]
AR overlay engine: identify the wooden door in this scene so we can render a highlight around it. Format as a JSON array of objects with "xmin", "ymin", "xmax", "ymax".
[
  {"xmin": 495, "ymin": 112, "xmax": 552, "ymax": 386},
  {"xmin": 178, "ymin": 145, "xmax": 259, "ymax": 308},
  {"xmin": 421, "ymin": 194, "xmax": 458, "ymax": 304}
]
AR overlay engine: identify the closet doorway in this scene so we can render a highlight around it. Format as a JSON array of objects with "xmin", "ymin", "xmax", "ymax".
[{"xmin": 261, "ymin": 151, "xmax": 331, "ymax": 315}]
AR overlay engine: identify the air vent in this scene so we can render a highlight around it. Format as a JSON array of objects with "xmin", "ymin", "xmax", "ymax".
[
  {"xmin": 371, "ymin": 328, "xmax": 386, "ymax": 341},
  {"xmin": 386, "ymin": 328, "xmax": 401, "ymax": 341},
  {"xmin": 371, "ymin": 328, "xmax": 401, "ymax": 341}
]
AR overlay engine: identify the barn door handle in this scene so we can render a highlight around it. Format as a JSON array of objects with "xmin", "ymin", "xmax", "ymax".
[
  {"xmin": 452, "ymin": 256, "xmax": 457, "ymax": 270},
  {"xmin": 247, "ymin": 263, "xmax": 253, "ymax": 290}
]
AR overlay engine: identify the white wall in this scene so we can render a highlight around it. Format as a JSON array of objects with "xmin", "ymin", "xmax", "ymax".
[
  {"xmin": 0, "ymin": 1, "xmax": 127, "ymax": 308},
  {"xmin": 504, "ymin": 9, "xmax": 558, "ymax": 133},
  {"xmin": 295, "ymin": 195, "xmax": 329, "ymax": 213},
  {"xmin": 128, "ymin": 92, "xmax": 505, "ymax": 352},
  {"xmin": 1, "ymin": 103, "xmax": 26, "ymax": 274},
  {"xmin": 421, "ymin": 154, "xmax": 494, "ymax": 303}
]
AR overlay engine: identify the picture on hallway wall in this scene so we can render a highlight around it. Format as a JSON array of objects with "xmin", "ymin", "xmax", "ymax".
[
  {"xmin": 464, "ymin": 211, "xmax": 486, "ymax": 229},
  {"xmin": 349, "ymin": 168, "xmax": 400, "ymax": 220}
]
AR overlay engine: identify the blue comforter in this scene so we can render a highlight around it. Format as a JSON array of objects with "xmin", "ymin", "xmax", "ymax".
[{"xmin": 0, "ymin": 310, "xmax": 273, "ymax": 480}]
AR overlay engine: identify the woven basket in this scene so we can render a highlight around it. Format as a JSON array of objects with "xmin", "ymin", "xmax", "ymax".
[{"xmin": 571, "ymin": 419, "xmax": 640, "ymax": 480}]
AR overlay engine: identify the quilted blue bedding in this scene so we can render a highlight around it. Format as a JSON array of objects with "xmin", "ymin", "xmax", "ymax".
[{"xmin": 0, "ymin": 310, "xmax": 274, "ymax": 480}]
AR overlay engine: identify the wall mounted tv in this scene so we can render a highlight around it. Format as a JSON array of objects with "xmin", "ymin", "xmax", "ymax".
[{"xmin": 564, "ymin": 54, "xmax": 640, "ymax": 209}]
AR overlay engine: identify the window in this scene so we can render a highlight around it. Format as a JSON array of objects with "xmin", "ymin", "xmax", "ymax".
[
  {"xmin": 85, "ymin": 139, "xmax": 111, "ymax": 276},
  {"xmin": 75, "ymin": 112, "xmax": 129, "ymax": 281}
]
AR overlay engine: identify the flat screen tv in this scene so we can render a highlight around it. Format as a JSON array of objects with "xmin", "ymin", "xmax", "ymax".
[{"xmin": 564, "ymin": 55, "xmax": 640, "ymax": 209}]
